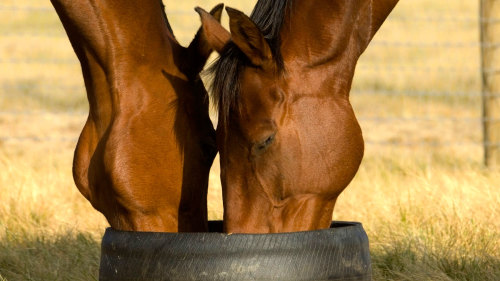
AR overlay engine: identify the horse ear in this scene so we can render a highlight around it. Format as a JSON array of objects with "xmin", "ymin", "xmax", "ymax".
[
  {"xmin": 185, "ymin": 4, "xmax": 227, "ymax": 74},
  {"xmin": 225, "ymin": 7, "xmax": 272, "ymax": 67},
  {"xmin": 194, "ymin": 5, "xmax": 230, "ymax": 54}
]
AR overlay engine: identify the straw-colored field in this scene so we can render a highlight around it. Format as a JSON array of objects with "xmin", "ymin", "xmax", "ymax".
[{"xmin": 1, "ymin": 0, "xmax": 499, "ymax": 280}]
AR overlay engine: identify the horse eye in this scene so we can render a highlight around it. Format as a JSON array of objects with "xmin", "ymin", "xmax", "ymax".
[
  {"xmin": 263, "ymin": 135, "xmax": 274, "ymax": 146},
  {"xmin": 255, "ymin": 134, "xmax": 275, "ymax": 152}
]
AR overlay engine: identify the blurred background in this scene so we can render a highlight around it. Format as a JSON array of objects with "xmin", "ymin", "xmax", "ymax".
[{"xmin": 0, "ymin": 0, "xmax": 498, "ymax": 280}]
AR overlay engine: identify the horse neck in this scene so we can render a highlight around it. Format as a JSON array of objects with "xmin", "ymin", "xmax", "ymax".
[
  {"xmin": 53, "ymin": 0, "xmax": 185, "ymax": 132},
  {"xmin": 280, "ymin": 0, "xmax": 398, "ymax": 89}
]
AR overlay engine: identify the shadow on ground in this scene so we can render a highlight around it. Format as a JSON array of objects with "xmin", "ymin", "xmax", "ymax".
[
  {"xmin": 0, "ymin": 231, "xmax": 101, "ymax": 281},
  {"xmin": 371, "ymin": 236, "xmax": 500, "ymax": 281}
]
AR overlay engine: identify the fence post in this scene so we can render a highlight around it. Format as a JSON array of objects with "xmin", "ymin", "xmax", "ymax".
[{"xmin": 480, "ymin": 0, "xmax": 500, "ymax": 167}]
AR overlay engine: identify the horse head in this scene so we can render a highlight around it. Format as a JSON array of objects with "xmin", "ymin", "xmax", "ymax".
[
  {"xmin": 52, "ymin": 0, "xmax": 224, "ymax": 232},
  {"xmin": 198, "ymin": 0, "xmax": 398, "ymax": 233}
]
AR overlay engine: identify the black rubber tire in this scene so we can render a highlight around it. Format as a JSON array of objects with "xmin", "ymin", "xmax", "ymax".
[{"xmin": 99, "ymin": 221, "xmax": 371, "ymax": 281}]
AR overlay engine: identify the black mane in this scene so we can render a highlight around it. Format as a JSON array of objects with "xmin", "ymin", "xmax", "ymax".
[{"xmin": 207, "ymin": 0, "xmax": 292, "ymax": 125}]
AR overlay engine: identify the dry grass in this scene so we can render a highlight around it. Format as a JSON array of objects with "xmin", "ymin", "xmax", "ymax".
[
  {"xmin": 1, "ymin": 0, "xmax": 499, "ymax": 280},
  {"xmin": 335, "ymin": 148, "xmax": 499, "ymax": 280}
]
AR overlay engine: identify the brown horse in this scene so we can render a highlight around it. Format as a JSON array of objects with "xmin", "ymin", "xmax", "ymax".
[
  {"xmin": 51, "ymin": 0, "xmax": 222, "ymax": 232},
  {"xmin": 198, "ymin": 0, "xmax": 399, "ymax": 233}
]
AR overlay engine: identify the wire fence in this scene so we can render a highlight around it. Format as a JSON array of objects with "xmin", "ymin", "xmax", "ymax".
[{"xmin": 0, "ymin": 1, "xmax": 491, "ymax": 159}]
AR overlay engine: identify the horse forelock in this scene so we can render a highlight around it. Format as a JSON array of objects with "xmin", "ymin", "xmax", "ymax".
[{"xmin": 207, "ymin": 0, "xmax": 292, "ymax": 126}]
